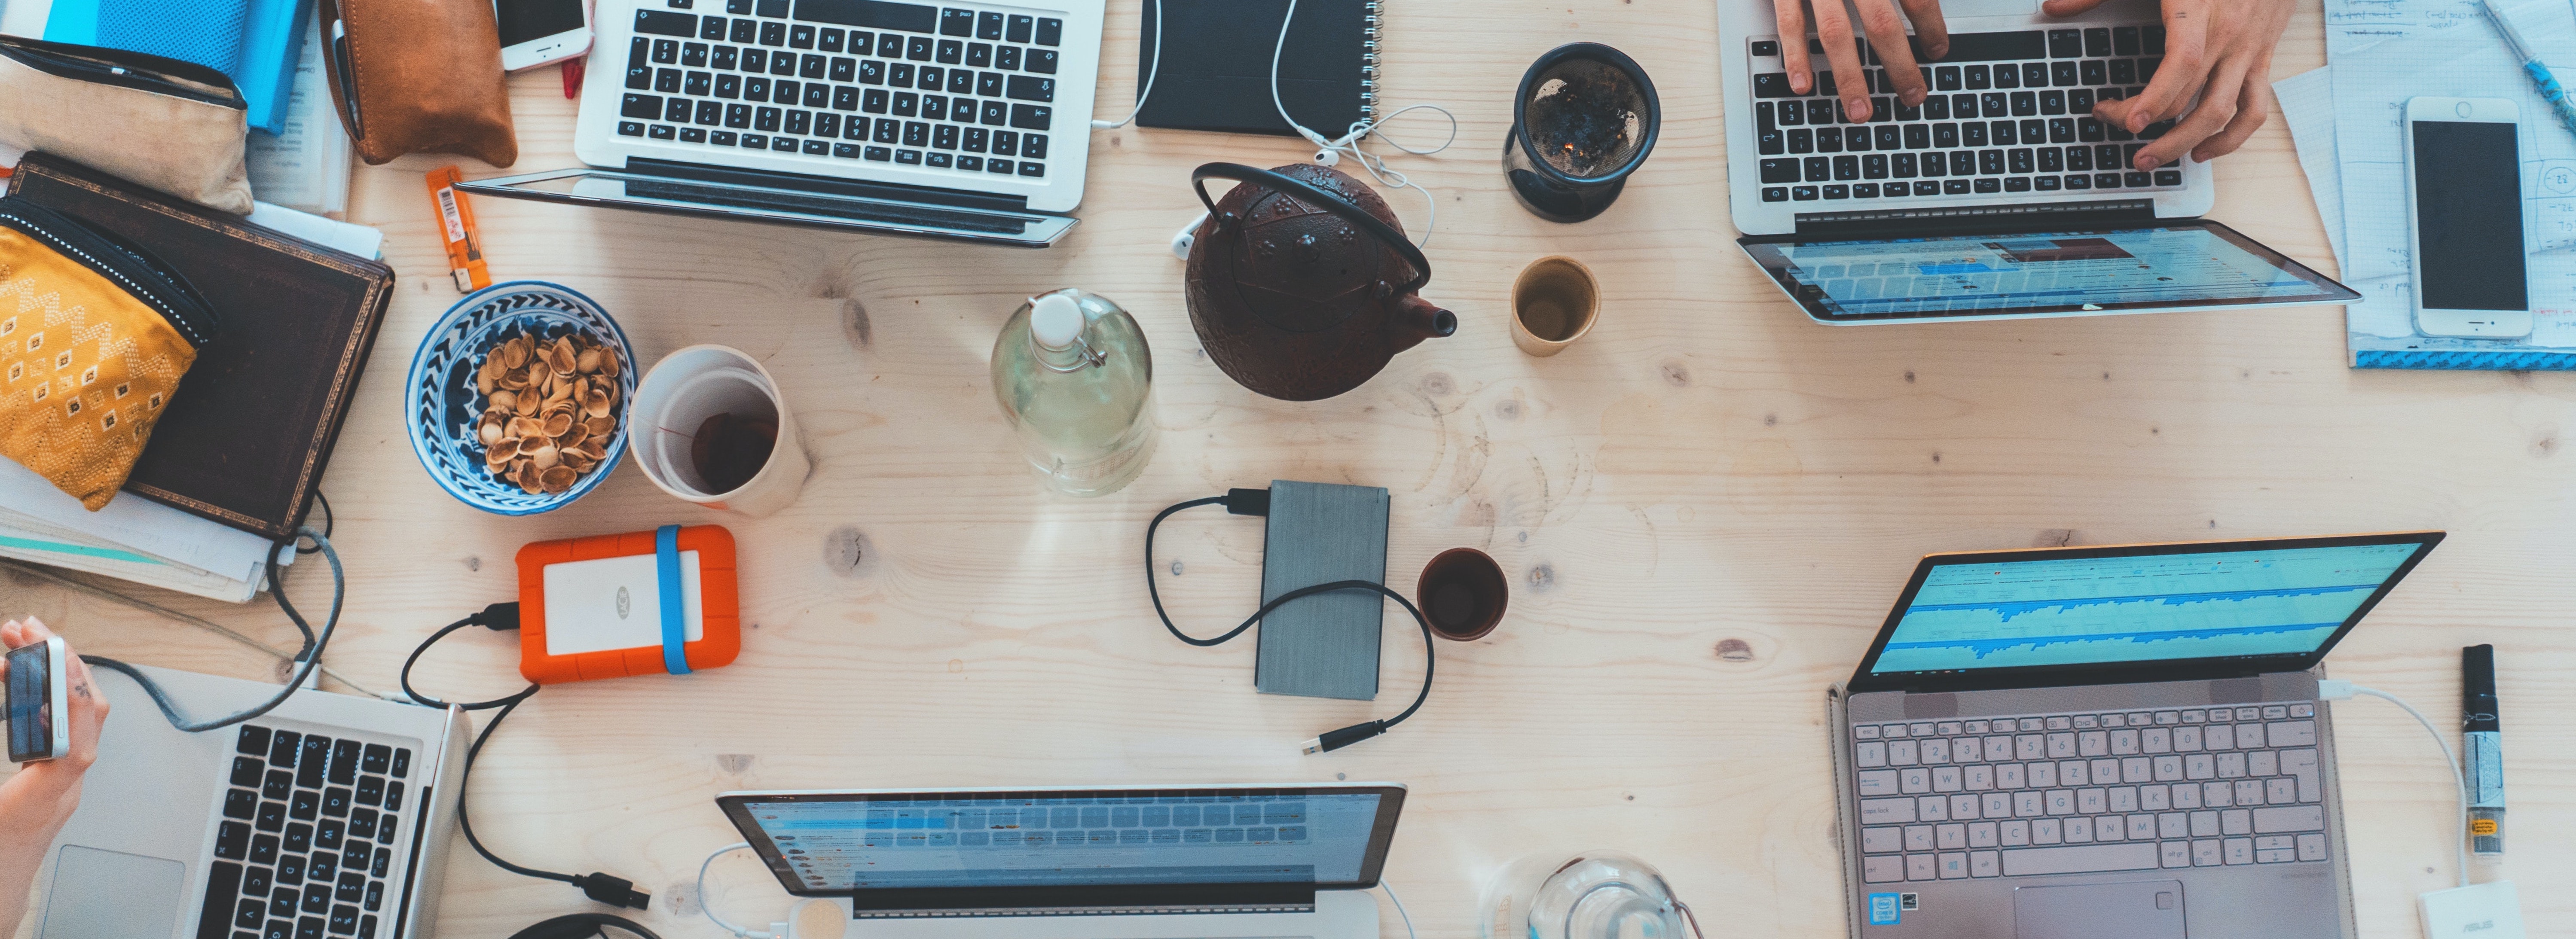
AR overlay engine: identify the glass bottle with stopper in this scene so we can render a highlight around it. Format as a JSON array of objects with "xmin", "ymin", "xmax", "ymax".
[{"xmin": 990, "ymin": 289, "xmax": 1157, "ymax": 496}]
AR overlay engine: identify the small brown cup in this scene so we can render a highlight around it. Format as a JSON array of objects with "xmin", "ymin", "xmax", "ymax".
[
  {"xmin": 1417, "ymin": 548, "xmax": 1509, "ymax": 640},
  {"xmin": 1510, "ymin": 256, "xmax": 1600, "ymax": 357}
]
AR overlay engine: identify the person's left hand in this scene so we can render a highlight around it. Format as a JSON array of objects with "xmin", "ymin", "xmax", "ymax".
[
  {"xmin": 0, "ymin": 618, "xmax": 109, "ymax": 814},
  {"xmin": 2045, "ymin": 0, "xmax": 2297, "ymax": 171}
]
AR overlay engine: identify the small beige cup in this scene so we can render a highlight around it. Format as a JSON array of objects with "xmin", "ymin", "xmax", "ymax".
[{"xmin": 1510, "ymin": 256, "xmax": 1600, "ymax": 357}]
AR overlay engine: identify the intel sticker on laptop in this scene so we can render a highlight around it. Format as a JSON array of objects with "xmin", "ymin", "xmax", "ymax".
[{"xmin": 1868, "ymin": 893, "xmax": 1901, "ymax": 925}]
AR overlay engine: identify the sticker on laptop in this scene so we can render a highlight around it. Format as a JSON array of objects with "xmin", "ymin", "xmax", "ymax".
[{"xmin": 1868, "ymin": 893, "xmax": 1901, "ymax": 925}]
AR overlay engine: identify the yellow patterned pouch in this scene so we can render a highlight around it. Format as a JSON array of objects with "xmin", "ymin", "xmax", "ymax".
[{"xmin": 0, "ymin": 200, "xmax": 217, "ymax": 509}]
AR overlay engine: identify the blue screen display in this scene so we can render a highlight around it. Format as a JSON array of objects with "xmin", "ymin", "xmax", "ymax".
[
  {"xmin": 1870, "ymin": 543, "xmax": 2425, "ymax": 674},
  {"xmin": 746, "ymin": 791, "xmax": 1385, "ymax": 890},
  {"xmin": 1765, "ymin": 227, "xmax": 2344, "ymax": 317}
]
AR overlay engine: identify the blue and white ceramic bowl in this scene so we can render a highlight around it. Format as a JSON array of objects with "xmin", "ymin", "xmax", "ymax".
[{"xmin": 405, "ymin": 282, "xmax": 636, "ymax": 515}]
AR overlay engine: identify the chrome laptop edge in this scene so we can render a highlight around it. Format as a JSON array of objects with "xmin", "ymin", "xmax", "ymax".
[
  {"xmin": 716, "ymin": 783, "xmax": 1404, "ymax": 939},
  {"xmin": 1827, "ymin": 531, "xmax": 2443, "ymax": 939}
]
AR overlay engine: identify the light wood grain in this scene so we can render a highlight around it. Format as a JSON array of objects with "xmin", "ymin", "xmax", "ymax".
[{"xmin": 6, "ymin": 0, "xmax": 2571, "ymax": 936}]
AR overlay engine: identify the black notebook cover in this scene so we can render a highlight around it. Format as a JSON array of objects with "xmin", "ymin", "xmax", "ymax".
[
  {"xmin": 6, "ymin": 153, "xmax": 394, "ymax": 542},
  {"xmin": 1135, "ymin": 0, "xmax": 1374, "ymax": 138}
]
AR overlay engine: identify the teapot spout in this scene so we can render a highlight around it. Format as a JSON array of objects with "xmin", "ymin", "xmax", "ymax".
[{"xmin": 1394, "ymin": 294, "xmax": 1458, "ymax": 352}]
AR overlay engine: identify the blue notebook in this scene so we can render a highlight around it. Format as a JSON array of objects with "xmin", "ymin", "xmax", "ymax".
[{"xmin": 41, "ymin": 0, "xmax": 311, "ymax": 134}]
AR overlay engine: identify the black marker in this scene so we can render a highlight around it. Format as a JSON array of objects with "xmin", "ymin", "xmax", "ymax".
[{"xmin": 2462, "ymin": 644, "xmax": 2503, "ymax": 862}]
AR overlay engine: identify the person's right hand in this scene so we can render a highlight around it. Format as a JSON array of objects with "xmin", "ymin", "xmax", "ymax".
[
  {"xmin": 0, "ymin": 618, "xmax": 109, "ymax": 814},
  {"xmin": 1775, "ymin": 0, "xmax": 1952, "ymax": 121}
]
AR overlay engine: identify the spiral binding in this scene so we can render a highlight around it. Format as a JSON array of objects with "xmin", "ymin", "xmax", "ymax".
[{"xmin": 1359, "ymin": 2, "xmax": 1380, "ymax": 117}]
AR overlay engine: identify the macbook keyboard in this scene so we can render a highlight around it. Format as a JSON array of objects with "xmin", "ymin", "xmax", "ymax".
[
  {"xmin": 1848, "ymin": 704, "xmax": 2329, "ymax": 883},
  {"xmin": 622, "ymin": 0, "xmax": 1063, "ymax": 181},
  {"xmin": 1748, "ymin": 29, "xmax": 2185, "ymax": 203},
  {"xmin": 199, "ymin": 724, "xmax": 413, "ymax": 939}
]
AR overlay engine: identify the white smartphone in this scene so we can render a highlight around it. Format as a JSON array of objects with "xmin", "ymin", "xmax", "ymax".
[
  {"xmin": 6, "ymin": 637, "xmax": 68, "ymax": 764},
  {"xmin": 497, "ymin": 0, "xmax": 593, "ymax": 72},
  {"xmin": 2404, "ymin": 97, "xmax": 2533, "ymax": 339}
]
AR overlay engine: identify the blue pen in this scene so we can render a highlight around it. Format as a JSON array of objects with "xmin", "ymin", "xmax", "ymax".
[{"xmin": 2484, "ymin": 0, "xmax": 2576, "ymax": 137}]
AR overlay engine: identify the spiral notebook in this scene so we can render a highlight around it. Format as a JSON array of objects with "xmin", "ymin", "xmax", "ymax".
[{"xmin": 1134, "ymin": 0, "xmax": 1375, "ymax": 138}]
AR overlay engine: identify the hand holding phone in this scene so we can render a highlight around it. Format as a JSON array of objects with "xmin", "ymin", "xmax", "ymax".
[
  {"xmin": 0, "ymin": 619, "xmax": 105, "ymax": 772},
  {"xmin": 2405, "ymin": 97, "xmax": 2534, "ymax": 339}
]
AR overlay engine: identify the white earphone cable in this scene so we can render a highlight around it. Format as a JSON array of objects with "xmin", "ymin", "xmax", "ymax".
[
  {"xmin": 1266, "ymin": 0, "xmax": 1456, "ymax": 247},
  {"xmin": 699, "ymin": 842, "xmax": 776, "ymax": 939},
  {"xmin": 1378, "ymin": 879, "xmax": 1417, "ymax": 939},
  {"xmin": 1090, "ymin": 0, "xmax": 1166, "ymax": 129}
]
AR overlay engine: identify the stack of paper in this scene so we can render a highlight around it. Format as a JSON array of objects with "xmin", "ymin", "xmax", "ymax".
[
  {"xmin": 246, "ymin": 18, "xmax": 354, "ymax": 219},
  {"xmin": 0, "ymin": 199, "xmax": 379, "ymax": 602},
  {"xmin": 2294, "ymin": 0, "xmax": 2576, "ymax": 368}
]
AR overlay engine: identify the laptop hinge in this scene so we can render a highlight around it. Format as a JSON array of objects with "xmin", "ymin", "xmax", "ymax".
[
  {"xmin": 1792, "ymin": 198, "xmax": 2158, "ymax": 238},
  {"xmin": 624, "ymin": 157, "xmax": 1035, "ymax": 213},
  {"xmin": 854, "ymin": 902, "xmax": 1320, "ymax": 919}
]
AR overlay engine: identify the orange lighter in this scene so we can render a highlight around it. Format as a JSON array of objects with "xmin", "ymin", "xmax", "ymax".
[{"xmin": 426, "ymin": 165, "xmax": 491, "ymax": 293}]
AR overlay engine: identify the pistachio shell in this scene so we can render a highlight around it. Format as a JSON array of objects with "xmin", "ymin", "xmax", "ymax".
[
  {"xmin": 577, "ymin": 439, "xmax": 606, "ymax": 460},
  {"xmin": 582, "ymin": 388, "xmax": 611, "ymax": 418},
  {"xmin": 547, "ymin": 338, "xmax": 577, "ymax": 374},
  {"xmin": 486, "ymin": 437, "xmax": 519, "ymax": 464},
  {"xmin": 598, "ymin": 351, "xmax": 621, "ymax": 378},
  {"xmin": 516, "ymin": 460, "xmax": 542, "ymax": 493},
  {"xmin": 557, "ymin": 421, "xmax": 589, "ymax": 449},
  {"xmin": 501, "ymin": 336, "xmax": 530, "ymax": 369},
  {"xmin": 539, "ymin": 465, "xmax": 579, "ymax": 494},
  {"xmin": 514, "ymin": 392, "xmax": 538, "ymax": 416},
  {"xmin": 496, "ymin": 369, "xmax": 527, "ymax": 391},
  {"xmin": 543, "ymin": 412, "xmax": 574, "ymax": 438},
  {"xmin": 526, "ymin": 442, "xmax": 560, "ymax": 469},
  {"xmin": 509, "ymin": 415, "xmax": 547, "ymax": 439},
  {"xmin": 488, "ymin": 390, "xmax": 517, "ymax": 412},
  {"xmin": 576, "ymin": 348, "xmax": 602, "ymax": 372},
  {"xmin": 586, "ymin": 415, "xmax": 615, "ymax": 436},
  {"xmin": 562, "ymin": 450, "xmax": 597, "ymax": 472},
  {"xmin": 477, "ymin": 368, "xmax": 496, "ymax": 396}
]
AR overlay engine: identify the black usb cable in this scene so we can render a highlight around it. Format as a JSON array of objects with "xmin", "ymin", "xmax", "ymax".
[
  {"xmin": 401, "ymin": 603, "xmax": 651, "ymax": 910},
  {"xmin": 1144, "ymin": 488, "xmax": 1435, "ymax": 753}
]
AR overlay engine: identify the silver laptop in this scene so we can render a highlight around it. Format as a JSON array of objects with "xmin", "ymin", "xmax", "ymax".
[
  {"xmin": 37, "ymin": 664, "xmax": 468, "ymax": 939},
  {"xmin": 716, "ymin": 784, "xmax": 1404, "ymax": 939},
  {"xmin": 458, "ymin": 0, "xmax": 1103, "ymax": 247},
  {"xmin": 1829, "ymin": 532, "xmax": 2443, "ymax": 939},
  {"xmin": 1717, "ymin": 0, "xmax": 2357, "ymax": 323}
]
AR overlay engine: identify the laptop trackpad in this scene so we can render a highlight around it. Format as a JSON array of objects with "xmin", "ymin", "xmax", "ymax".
[
  {"xmin": 38, "ymin": 845, "xmax": 186, "ymax": 939},
  {"xmin": 2014, "ymin": 881, "xmax": 2184, "ymax": 939}
]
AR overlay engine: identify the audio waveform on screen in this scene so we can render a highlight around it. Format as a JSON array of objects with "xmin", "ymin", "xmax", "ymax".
[
  {"xmin": 1904, "ymin": 583, "xmax": 2380, "ymax": 622},
  {"xmin": 1883, "ymin": 621, "xmax": 2347, "ymax": 659}
]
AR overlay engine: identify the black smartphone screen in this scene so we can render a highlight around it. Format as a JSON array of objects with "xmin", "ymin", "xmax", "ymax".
[
  {"xmin": 498, "ymin": 0, "xmax": 588, "ymax": 47},
  {"xmin": 2412, "ymin": 119, "xmax": 2527, "ymax": 311},
  {"xmin": 6, "ymin": 643, "xmax": 52, "ymax": 762}
]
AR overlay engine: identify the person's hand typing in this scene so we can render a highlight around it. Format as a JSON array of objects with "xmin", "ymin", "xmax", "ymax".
[
  {"xmin": 2050, "ymin": 0, "xmax": 2297, "ymax": 171},
  {"xmin": 1773, "ymin": 0, "xmax": 1951, "ymax": 121}
]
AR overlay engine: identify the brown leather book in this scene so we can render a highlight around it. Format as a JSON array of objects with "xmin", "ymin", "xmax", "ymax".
[{"xmin": 4, "ymin": 152, "xmax": 394, "ymax": 542}]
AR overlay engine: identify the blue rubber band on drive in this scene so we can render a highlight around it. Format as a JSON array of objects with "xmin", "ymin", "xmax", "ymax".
[{"xmin": 656, "ymin": 525, "xmax": 690, "ymax": 675}]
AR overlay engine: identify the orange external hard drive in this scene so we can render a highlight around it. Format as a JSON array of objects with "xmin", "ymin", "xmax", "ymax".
[{"xmin": 515, "ymin": 524, "xmax": 740, "ymax": 684}]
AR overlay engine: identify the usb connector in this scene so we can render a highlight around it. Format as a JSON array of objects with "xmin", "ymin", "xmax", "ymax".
[{"xmin": 1300, "ymin": 721, "xmax": 1386, "ymax": 755}]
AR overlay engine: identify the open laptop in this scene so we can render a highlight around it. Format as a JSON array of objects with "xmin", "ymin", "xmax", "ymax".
[
  {"xmin": 36, "ymin": 663, "xmax": 468, "ymax": 939},
  {"xmin": 1716, "ymin": 0, "xmax": 2359, "ymax": 323},
  {"xmin": 1828, "ymin": 531, "xmax": 2443, "ymax": 939},
  {"xmin": 716, "ymin": 784, "xmax": 1404, "ymax": 939},
  {"xmin": 457, "ymin": 0, "xmax": 1103, "ymax": 247}
]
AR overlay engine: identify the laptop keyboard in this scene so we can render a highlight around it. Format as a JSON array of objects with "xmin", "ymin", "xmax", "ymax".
[
  {"xmin": 1748, "ymin": 29, "xmax": 2186, "ymax": 204},
  {"xmin": 622, "ymin": 0, "xmax": 1064, "ymax": 181},
  {"xmin": 1849, "ymin": 704, "xmax": 2329, "ymax": 884},
  {"xmin": 199, "ymin": 724, "xmax": 413, "ymax": 939}
]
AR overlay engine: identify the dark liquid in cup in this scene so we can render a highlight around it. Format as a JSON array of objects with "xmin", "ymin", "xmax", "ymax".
[
  {"xmin": 690, "ymin": 412, "xmax": 778, "ymax": 495},
  {"xmin": 1417, "ymin": 548, "xmax": 1508, "ymax": 640}
]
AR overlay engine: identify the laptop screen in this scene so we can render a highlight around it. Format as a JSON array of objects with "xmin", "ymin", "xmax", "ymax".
[
  {"xmin": 1851, "ymin": 534, "xmax": 2440, "ymax": 691},
  {"xmin": 1739, "ymin": 220, "xmax": 2357, "ymax": 321},
  {"xmin": 718, "ymin": 785, "xmax": 1406, "ymax": 902}
]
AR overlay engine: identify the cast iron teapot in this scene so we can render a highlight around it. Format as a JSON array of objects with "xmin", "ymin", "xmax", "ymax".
[{"xmin": 1185, "ymin": 162, "xmax": 1456, "ymax": 401}]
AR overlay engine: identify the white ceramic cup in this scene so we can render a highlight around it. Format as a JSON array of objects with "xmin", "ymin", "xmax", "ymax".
[
  {"xmin": 629, "ymin": 344, "xmax": 811, "ymax": 517},
  {"xmin": 786, "ymin": 898, "xmax": 847, "ymax": 939}
]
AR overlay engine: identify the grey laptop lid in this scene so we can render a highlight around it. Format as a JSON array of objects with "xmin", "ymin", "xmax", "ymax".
[{"xmin": 1846, "ymin": 532, "xmax": 2443, "ymax": 695}]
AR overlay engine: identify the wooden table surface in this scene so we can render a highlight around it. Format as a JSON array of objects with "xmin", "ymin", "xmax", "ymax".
[{"xmin": 6, "ymin": 0, "xmax": 2570, "ymax": 936}]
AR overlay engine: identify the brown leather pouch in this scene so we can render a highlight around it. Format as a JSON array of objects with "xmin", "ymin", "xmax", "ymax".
[{"xmin": 318, "ymin": 0, "xmax": 519, "ymax": 167}]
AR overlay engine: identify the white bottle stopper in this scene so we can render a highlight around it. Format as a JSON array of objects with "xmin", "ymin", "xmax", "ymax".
[{"xmin": 1030, "ymin": 294, "xmax": 1084, "ymax": 351}]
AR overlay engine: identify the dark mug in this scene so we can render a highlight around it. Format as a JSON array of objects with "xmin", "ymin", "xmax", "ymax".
[{"xmin": 1417, "ymin": 548, "xmax": 1509, "ymax": 641}]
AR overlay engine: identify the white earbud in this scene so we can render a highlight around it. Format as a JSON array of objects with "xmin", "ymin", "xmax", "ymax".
[{"xmin": 1170, "ymin": 210, "xmax": 1209, "ymax": 260}]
